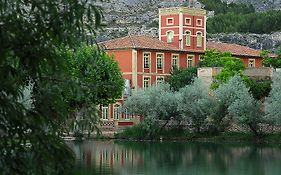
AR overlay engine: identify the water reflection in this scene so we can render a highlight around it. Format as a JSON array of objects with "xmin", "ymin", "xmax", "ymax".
[{"xmin": 68, "ymin": 141, "xmax": 281, "ymax": 175}]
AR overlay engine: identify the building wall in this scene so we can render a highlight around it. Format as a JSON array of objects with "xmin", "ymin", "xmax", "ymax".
[{"xmin": 159, "ymin": 7, "xmax": 206, "ymax": 51}]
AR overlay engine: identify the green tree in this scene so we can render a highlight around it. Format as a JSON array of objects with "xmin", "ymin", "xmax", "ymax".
[
  {"xmin": 123, "ymin": 84, "xmax": 181, "ymax": 136},
  {"xmin": 0, "ymin": 0, "xmax": 103, "ymax": 174},
  {"xmin": 265, "ymin": 71, "xmax": 281, "ymax": 124},
  {"xmin": 215, "ymin": 76, "xmax": 262, "ymax": 135},
  {"xmin": 200, "ymin": 50, "xmax": 245, "ymax": 88},
  {"xmin": 165, "ymin": 67, "xmax": 197, "ymax": 91},
  {"xmin": 178, "ymin": 78, "xmax": 212, "ymax": 133},
  {"xmin": 61, "ymin": 45, "xmax": 124, "ymax": 136}
]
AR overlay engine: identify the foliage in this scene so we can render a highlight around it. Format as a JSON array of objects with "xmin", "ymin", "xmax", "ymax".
[
  {"xmin": 265, "ymin": 71, "xmax": 281, "ymax": 124},
  {"xmin": 123, "ymin": 83, "xmax": 181, "ymax": 122},
  {"xmin": 0, "ymin": 0, "xmax": 104, "ymax": 174},
  {"xmin": 262, "ymin": 48, "xmax": 281, "ymax": 68},
  {"xmin": 165, "ymin": 67, "xmax": 197, "ymax": 91},
  {"xmin": 178, "ymin": 78, "xmax": 212, "ymax": 133},
  {"xmin": 200, "ymin": 50, "xmax": 245, "ymax": 88},
  {"xmin": 64, "ymin": 44, "xmax": 124, "ymax": 107},
  {"xmin": 215, "ymin": 76, "xmax": 262, "ymax": 135},
  {"xmin": 207, "ymin": 10, "xmax": 281, "ymax": 34},
  {"xmin": 244, "ymin": 78, "xmax": 271, "ymax": 100},
  {"xmin": 199, "ymin": 0, "xmax": 255, "ymax": 15}
]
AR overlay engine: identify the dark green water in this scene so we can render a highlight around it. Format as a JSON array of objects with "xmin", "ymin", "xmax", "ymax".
[{"xmin": 68, "ymin": 140, "xmax": 281, "ymax": 175}]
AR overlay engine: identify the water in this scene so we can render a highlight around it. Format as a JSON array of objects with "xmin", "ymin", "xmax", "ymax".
[{"xmin": 69, "ymin": 140, "xmax": 281, "ymax": 175}]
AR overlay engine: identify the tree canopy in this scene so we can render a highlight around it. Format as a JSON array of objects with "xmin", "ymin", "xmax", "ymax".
[{"xmin": 0, "ymin": 0, "xmax": 107, "ymax": 174}]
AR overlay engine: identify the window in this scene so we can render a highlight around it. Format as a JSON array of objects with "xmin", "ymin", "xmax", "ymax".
[
  {"xmin": 196, "ymin": 19, "xmax": 202, "ymax": 26},
  {"xmin": 167, "ymin": 31, "xmax": 174, "ymax": 43},
  {"xmin": 157, "ymin": 54, "xmax": 164, "ymax": 69},
  {"xmin": 143, "ymin": 53, "xmax": 150, "ymax": 68},
  {"xmin": 156, "ymin": 77, "xmax": 164, "ymax": 85},
  {"xmin": 196, "ymin": 32, "xmax": 202, "ymax": 47},
  {"xmin": 248, "ymin": 59, "xmax": 255, "ymax": 68},
  {"xmin": 187, "ymin": 55, "xmax": 194, "ymax": 68},
  {"xmin": 113, "ymin": 104, "xmax": 121, "ymax": 120},
  {"xmin": 172, "ymin": 55, "xmax": 179, "ymax": 68},
  {"xmin": 125, "ymin": 109, "xmax": 130, "ymax": 120},
  {"xmin": 185, "ymin": 18, "xmax": 191, "ymax": 25},
  {"xmin": 167, "ymin": 18, "xmax": 174, "ymax": 25},
  {"xmin": 185, "ymin": 31, "xmax": 191, "ymax": 46},
  {"xmin": 199, "ymin": 55, "xmax": 204, "ymax": 61},
  {"xmin": 102, "ymin": 106, "xmax": 109, "ymax": 120},
  {"xmin": 143, "ymin": 77, "xmax": 150, "ymax": 88}
]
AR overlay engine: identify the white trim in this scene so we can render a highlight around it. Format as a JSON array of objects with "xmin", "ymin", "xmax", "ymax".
[
  {"xmin": 113, "ymin": 103, "xmax": 121, "ymax": 120},
  {"xmin": 159, "ymin": 14, "xmax": 162, "ymax": 40},
  {"xmin": 162, "ymin": 26, "xmax": 205, "ymax": 30},
  {"xmin": 179, "ymin": 12, "xmax": 183, "ymax": 49},
  {"xmin": 204, "ymin": 16, "xmax": 206, "ymax": 50},
  {"xmin": 166, "ymin": 18, "xmax": 174, "ymax": 26},
  {"xmin": 132, "ymin": 49, "xmax": 138, "ymax": 91},
  {"xmin": 123, "ymin": 72, "xmax": 171, "ymax": 76},
  {"xmin": 187, "ymin": 54, "xmax": 195, "ymax": 68},
  {"xmin": 248, "ymin": 59, "xmax": 256, "ymax": 68},
  {"xmin": 143, "ymin": 52, "xmax": 151, "ymax": 72},
  {"xmin": 185, "ymin": 17, "xmax": 192, "ymax": 25},
  {"xmin": 143, "ymin": 76, "xmax": 151, "ymax": 89},
  {"xmin": 196, "ymin": 19, "xmax": 203, "ymax": 26},
  {"xmin": 156, "ymin": 76, "xmax": 165, "ymax": 85},
  {"xmin": 196, "ymin": 31, "xmax": 203, "ymax": 48},
  {"xmin": 185, "ymin": 30, "xmax": 191, "ymax": 46},
  {"xmin": 156, "ymin": 52, "xmax": 164, "ymax": 73},
  {"xmin": 166, "ymin": 30, "xmax": 174, "ymax": 43},
  {"xmin": 161, "ymin": 33, "xmax": 179, "ymax": 37},
  {"xmin": 101, "ymin": 106, "xmax": 109, "ymax": 120},
  {"xmin": 171, "ymin": 54, "xmax": 180, "ymax": 69}
]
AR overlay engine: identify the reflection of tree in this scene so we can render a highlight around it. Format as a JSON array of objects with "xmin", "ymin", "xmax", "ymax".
[{"xmin": 69, "ymin": 141, "xmax": 281, "ymax": 175}]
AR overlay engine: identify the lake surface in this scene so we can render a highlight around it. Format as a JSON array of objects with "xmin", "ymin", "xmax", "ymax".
[{"xmin": 68, "ymin": 140, "xmax": 281, "ymax": 175}]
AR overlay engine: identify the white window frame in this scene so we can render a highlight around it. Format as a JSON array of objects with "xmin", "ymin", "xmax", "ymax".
[
  {"xmin": 199, "ymin": 55, "xmax": 204, "ymax": 61},
  {"xmin": 124, "ymin": 109, "xmax": 130, "ymax": 120},
  {"xmin": 196, "ymin": 32, "xmax": 203, "ymax": 47},
  {"xmin": 143, "ymin": 52, "xmax": 151, "ymax": 69},
  {"xmin": 166, "ymin": 18, "xmax": 174, "ymax": 26},
  {"xmin": 143, "ymin": 76, "xmax": 151, "ymax": 89},
  {"xmin": 156, "ymin": 53, "xmax": 164, "ymax": 70},
  {"xmin": 171, "ymin": 54, "xmax": 179, "ymax": 69},
  {"xmin": 248, "ymin": 59, "xmax": 256, "ymax": 68},
  {"xmin": 187, "ymin": 55, "xmax": 194, "ymax": 68},
  {"xmin": 113, "ymin": 104, "xmax": 121, "ymax": 120},
  {"xmin": 102, "ymin": 106, "xmax": 109, "ymax": 120},
  {"xmin": 156, "ymin": 76, "xmax": 165, "ymax": 85},
  {"xmin": 185, "ymin": 30, "xmax": 191, "ymax": 46},
  {"xmin": 196, "ymin": 19, "xmax": 202, "ymax": 26},
  {"xmin": 185, "ymin": 18, "xmax": 191, "ymax": 25},
  {"xmin": 166, "ymin": 30, "xmax": 174, "ymax": 43}
]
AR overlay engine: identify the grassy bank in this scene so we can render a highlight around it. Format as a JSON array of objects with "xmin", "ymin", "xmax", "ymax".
[{"xmin": 114, "ymin": 126, "xmax": 281, "ymax": 145}]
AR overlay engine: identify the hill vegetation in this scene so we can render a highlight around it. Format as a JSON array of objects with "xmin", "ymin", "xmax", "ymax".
[{"xmin": 199, "ymin": 0, "xmax": 281, "ymax": 34}]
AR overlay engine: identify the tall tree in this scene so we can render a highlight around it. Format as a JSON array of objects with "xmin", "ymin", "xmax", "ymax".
[
  {"xmin": 265, "ymin": 71, "xmax": 281, "ymax": 124},
  {"xmin": 0, "ymin": 0, "xmax": 103, "ymax": 174}
]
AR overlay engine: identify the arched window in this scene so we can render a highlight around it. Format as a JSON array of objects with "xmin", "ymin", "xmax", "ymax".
[
  {"xmin": 196, "ymin": 32, "xmax": 202, "ymax": 47},
  {"xmin": 185, "ymin": 31, "xmax": 191, "ymax": 46},
  {"xmin": 167, "ymin": 31, "xmax": 174, "ymax": 43}
]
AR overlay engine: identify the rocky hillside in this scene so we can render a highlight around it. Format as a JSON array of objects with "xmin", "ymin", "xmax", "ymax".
[{"xmin": 95, "ymin": 0, "xmax": 281, "ymax": 53}]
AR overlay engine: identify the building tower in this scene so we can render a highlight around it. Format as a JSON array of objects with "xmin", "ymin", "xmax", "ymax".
[{"xmin": 159, "ymin": 6, "xmax": 207, "ymax": 51}]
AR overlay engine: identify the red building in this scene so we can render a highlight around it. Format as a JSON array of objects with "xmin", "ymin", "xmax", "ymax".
[{"xmin": 98, "ymin": 7, "xmax": 266, "ymax": 126}]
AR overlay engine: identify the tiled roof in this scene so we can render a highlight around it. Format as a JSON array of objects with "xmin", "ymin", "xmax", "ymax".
[
  {"xmin": 206, "ymin": 42, "xmax": 263, "ymax": 57},
  {"xmin": 100, "ymin": 35, "xmax": 274, "ymax": 58},
  {"xmin": 99, "ymin": 35, "xmax": 180, "ymax": 51}
]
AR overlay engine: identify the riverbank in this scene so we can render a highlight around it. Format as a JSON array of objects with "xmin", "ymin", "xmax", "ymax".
[{"xmin": 66, "ymin": 129, "xmax": 281, "ymax": 146}]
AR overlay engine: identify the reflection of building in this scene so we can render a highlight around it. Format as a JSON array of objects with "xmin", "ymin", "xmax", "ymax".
[
  {"xmin": 71, "ymin": 141, "xmax": 144, "ymax": 173},
  {"xmin": 99, "ymin": 6, "xmax": 273, "ymax": 127}
]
